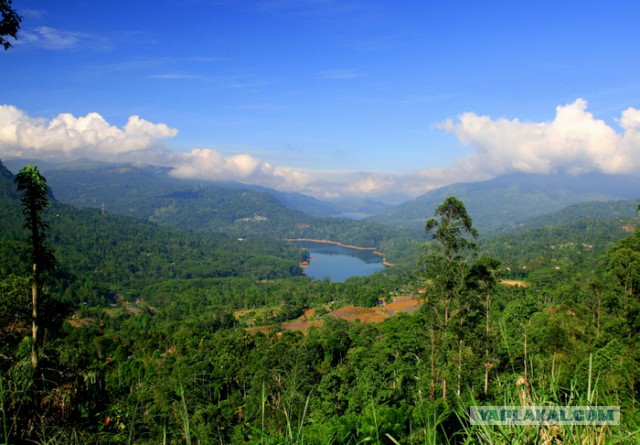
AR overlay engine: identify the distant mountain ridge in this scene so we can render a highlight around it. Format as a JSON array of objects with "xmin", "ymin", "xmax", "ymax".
[
  {"xmin": 2, "ymin": 158, "xmax": 390, "ymax": 218},
  {"xmin": 6, "ymin": 158, "xmax": 640, "ymax": 239},
  {"xmin": 2, "ymin": 158, "xmax": 404, "ymax": 247},
  {"xmin": 366, "ymin": 172, "xmax": 640, "ymax": 234},
  {"xmin": 0, "ymin": 159, "xmax": 16, "ymax": 198},
  {"xmin": 0, "ymin": 159, "xmax": 307, "ymax": 296},
  {"xmin": 513, "ymin": 199, "xmax": 638, "ymax": 231}
]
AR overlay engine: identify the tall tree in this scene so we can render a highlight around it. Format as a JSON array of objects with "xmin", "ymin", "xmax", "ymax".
[
  {"xmin": 420, "ymin": 196, "xmax": 478, "ymax": 399},
  {"xmin": 0, "ymin": 0, "xmax": 21, "ymax": 50},
  {"xmin": 15, "ymin": 164, "xmax": 54, "ymax": 369},
  {"xmin": 465, "ymin": 256, "xmax": 501, "ymax": 394},
  {"xmin": 422, "ymin": 196, "xmax": 478, "ymax": 325},
  {"xmin": 607, "ymin": 232, "xmax": 640, "ymax": 338}
]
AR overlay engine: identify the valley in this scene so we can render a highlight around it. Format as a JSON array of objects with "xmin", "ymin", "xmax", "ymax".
[
  {"xmin": 3, "ymin": 2, "xmax": 639, "ymax": 443},
  {"xmin": 1, "ymin": 159, "xmax": 639, "ymax": 444}
]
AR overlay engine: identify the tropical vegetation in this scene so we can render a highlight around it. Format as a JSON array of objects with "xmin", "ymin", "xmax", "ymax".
[{"xmin": 0, "ymin": 160, "xmax": 639, "ymax": 444}]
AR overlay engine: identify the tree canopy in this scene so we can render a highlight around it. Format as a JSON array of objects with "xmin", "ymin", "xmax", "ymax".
[
  {"xmin": 0, "ymin": 0, "xmax": 21, "ymax": 50},
  {"xmin": 0, "ymin": 167, "xmax": 639, "ymax": 443}
]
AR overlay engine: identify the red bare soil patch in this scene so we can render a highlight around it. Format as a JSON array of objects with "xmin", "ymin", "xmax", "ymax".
[
  {"xmin": 330, "ymin": 306, "xmax": 388, "ymax": 323},
  {"xmin": 280, "ymin": 307, "xmax": 322, "ymax": 333},
  {"xmin": 2, "ymin": 320, "xmax": 29, "ymax": 335},
  {"xmin": 281, "ymin": 318, "xmax": 323, "ymax": 333},
  {"xmin": 245, "ymin": 296, "xmax": 423, "ymax": 335},
  {"xmin": 245, "ymin": 326, "xmax": 272, "ymax": 335},
  {"xmin": 382, "ymin": 296, "xmax": 422, "ymax": 316},
  {"xmin": 67, "ymin": 318, "xmax": 98, "ymax": 328},
  {"xmin": 303, "ymin": 308, "xmax": 316, "ymax": 318}
]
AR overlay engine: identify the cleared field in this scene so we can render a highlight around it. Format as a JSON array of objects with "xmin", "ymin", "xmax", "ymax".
[
  {"xmin": 500, "ymin": 279, "xmax": 528, "ymax": 287},
  {"xmin": 330, "ymin": 306, "xmax": 388, "ymax": 323},
  {"xmin": 242, "ymin": 296, "xmax": 423, "ymax": 334}
]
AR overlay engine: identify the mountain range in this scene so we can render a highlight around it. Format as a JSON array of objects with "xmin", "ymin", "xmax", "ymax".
[
  {"xmin": 4, "ymin": 158, "xmax": 639, "ymax": 238},
  {"xmin": 1, "ymin": 158, "xmax": 405, "ymax": 248},
  {"xmin": 366, "ymin": 171, "xmax": 640, "ymax": 234}
]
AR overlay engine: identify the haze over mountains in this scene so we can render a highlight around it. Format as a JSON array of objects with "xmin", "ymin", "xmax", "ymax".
[
  {"xmin": 367, "ymin": 171, "xmax": 640, "ymax": 233},
  {"xmin": 4, "ymin": 158, "xmax": 638, "ymax": 237},
  {"xmin": 2, "ymin": 158, "xmax": 406, "ymax": 250}
]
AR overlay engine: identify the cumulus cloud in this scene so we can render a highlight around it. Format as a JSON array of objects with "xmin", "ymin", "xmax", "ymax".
[
  {"xmin": 169, "ymin": 148, "xmax": 315, "ymax": 190},
  {"xmin": 0, "ymin": 105, "xmax": 178, "ymax": 159},
  {"xmin": 439, "ymin": 98, "xmax": 640, "ymax": 177},
  {"xmin": 171, "ymin": 149, "xmax": 262, "ymax": 180},
  {"xmin": 3, "ymin": 100, "xmax": 640, "ymax": 203}
]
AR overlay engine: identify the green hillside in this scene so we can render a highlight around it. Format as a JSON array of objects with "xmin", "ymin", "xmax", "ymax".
[
  {"xmin": 367, "ymin": 172, "xmax": 640, "ymax": 234},
  {"xmin": 512, "ymin": 199, "xmax": 638, "ymax": 230},
  {"xmin": 4, "ymin": 159, "xmax": 408, "ymax": 251},
  {"xmin": 0, "ymin": 162, "xmax": 306, "ymax": 303},
  {"xmin": 1, "ymin": 161, "xmax": 640, "ymax": 444}
]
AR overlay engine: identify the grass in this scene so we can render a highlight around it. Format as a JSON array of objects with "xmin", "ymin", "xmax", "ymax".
[{"xmin": 455, "ymin": 354, "xmax": 640, "ymax": 445}]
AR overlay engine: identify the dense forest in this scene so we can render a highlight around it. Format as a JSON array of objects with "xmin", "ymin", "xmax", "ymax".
[{"xmin": 1, "ymin": 161, "xmax": 639, "ymax": 444}]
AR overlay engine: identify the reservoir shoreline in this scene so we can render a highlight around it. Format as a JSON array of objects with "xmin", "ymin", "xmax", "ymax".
[{"xmin": 285, "ymin": 238, "xmax": 392, "ymax": 267}]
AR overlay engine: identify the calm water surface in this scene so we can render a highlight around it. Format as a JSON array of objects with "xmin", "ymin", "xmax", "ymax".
[{"xmin": 295, "ymin": 241, "xmax": 385, "ymax": 282}]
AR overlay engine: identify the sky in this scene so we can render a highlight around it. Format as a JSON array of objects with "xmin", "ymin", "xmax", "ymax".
[{"xmin": 2, "ymin": 0, "xmax": 640, "ymax": 202}]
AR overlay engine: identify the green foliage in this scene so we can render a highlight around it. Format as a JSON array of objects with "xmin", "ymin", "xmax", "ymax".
[
  {"xmin": 1, "ymin": 162, "xmax": 640, "ymax": 443},
  {"xmin": 15, "ymin": 164, "xmax": 57, "ymax": 370},
  {"xmin": 15, "ymin": 164, "xmax": 55, "ymax": 272},
  {"xmin": 366, "ymin": 172, "xmax": 639, "ymax": 234},
  {"xmin": 36, "ymin": 160, "xmax": 411, "ymax": 258},
  {"xmin": 420, "ymin": 197, "xmax": 479, "ymax": 328},
  {"xmin": 0, "ymin": 0, "xmax": 21, "ymax": 50},
  {"xmin": 0, "ymin": 274, "xmax": 30, "ymax": 356}
]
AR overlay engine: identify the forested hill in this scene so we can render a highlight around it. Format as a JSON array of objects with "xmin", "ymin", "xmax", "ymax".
[
  {"xmin": 367, "ymin": 172, "xmax": 640, "ymax": 233},
  {"xmin": 481, "ymin": 215, "xmax": 634, "ymax": 285},
  {"xmin": 510, "ymin": 199, "xmax": 638, "ymax": 230},
  {"xmin": 3, "ymin": 159, "xmax": 640, "ymax": 444},
  {"xmin": 3, "ymin": 159, "xmax": 407, "ymax": 248},
  {"xmin": 0, "ymin": 160, "xmax": 16, "ymax": 197},
  {"xmin": 0, "ymin": 161, "xmax": 306, "ymax": 306}
]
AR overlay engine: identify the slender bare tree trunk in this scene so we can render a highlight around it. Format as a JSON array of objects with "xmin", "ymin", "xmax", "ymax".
[
  {"xmin": 484, "ymin": 364, "xmax": 489, "ymax": 395},
  {"xmin": 429, "ymin": 327, "xmax": 435, "ymax": 400},
  {"xmin": 31, "ymin": 262, "xmax": 38, "ymax": 370},
  {"xmin": 444, "ymin": 300, "xmax": 449, "ymax": 326},
  {"xmin": 484, "ymin": 293, "xmax": 490, "ymax": 395},
  {"xmin": 596, "ymin": 289, "xmax": 601, "ymax": 338},
  {"xmin": 457, "ymin": 339, "xmax": 462, "ymax": 397},
  {"xmin": 523, "ymin": 329, "xmax": 528, "ymax": 381}
]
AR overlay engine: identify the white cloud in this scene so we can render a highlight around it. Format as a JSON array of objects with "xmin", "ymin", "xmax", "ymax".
[
  {"xmin": 0, "ymin": 105, "xmax": 178, "ymax": 159},
  {"xmin": 438, "ymin": 98, "xmax": 640, "ymax": 177},
  {"xmin": 3, "ymin": 100, "xmax": 640, "ymax": 204},
  {"xmin": 170, "ymin": 149, "xmax": 261, "ymax": 181},
  {"xmin": 18, "ymin": 26, "xmax": 119, "ymax": 51},
  {"xmin": 169, "ymin": 148, "xmax": 316, "ymax": 191},
  {"xmin": 19, "ymin": 26, "xmax": 84, "ymax": 50}
]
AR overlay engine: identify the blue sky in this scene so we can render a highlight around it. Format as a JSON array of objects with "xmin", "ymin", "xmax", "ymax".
[{"xmin": 2, "ymin": 1, "xmax": 640, "ymax": 201}]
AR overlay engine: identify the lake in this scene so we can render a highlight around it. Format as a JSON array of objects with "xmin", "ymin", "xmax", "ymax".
[{"xmin": 294, "ymin": 241, "xmax": 386, "ymax": 282}]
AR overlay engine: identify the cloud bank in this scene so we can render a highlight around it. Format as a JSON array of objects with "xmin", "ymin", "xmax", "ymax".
[
  {"xmin": 2, "ymin": 100, "xmax": 640, "ymax": 202},
  {"xmin": 0, "ymin": 105, "xmax": 177, "ymax": 159},
  {"xmin": 439, "ymin": 99, "xmax": 640, "ymax": 177}
]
